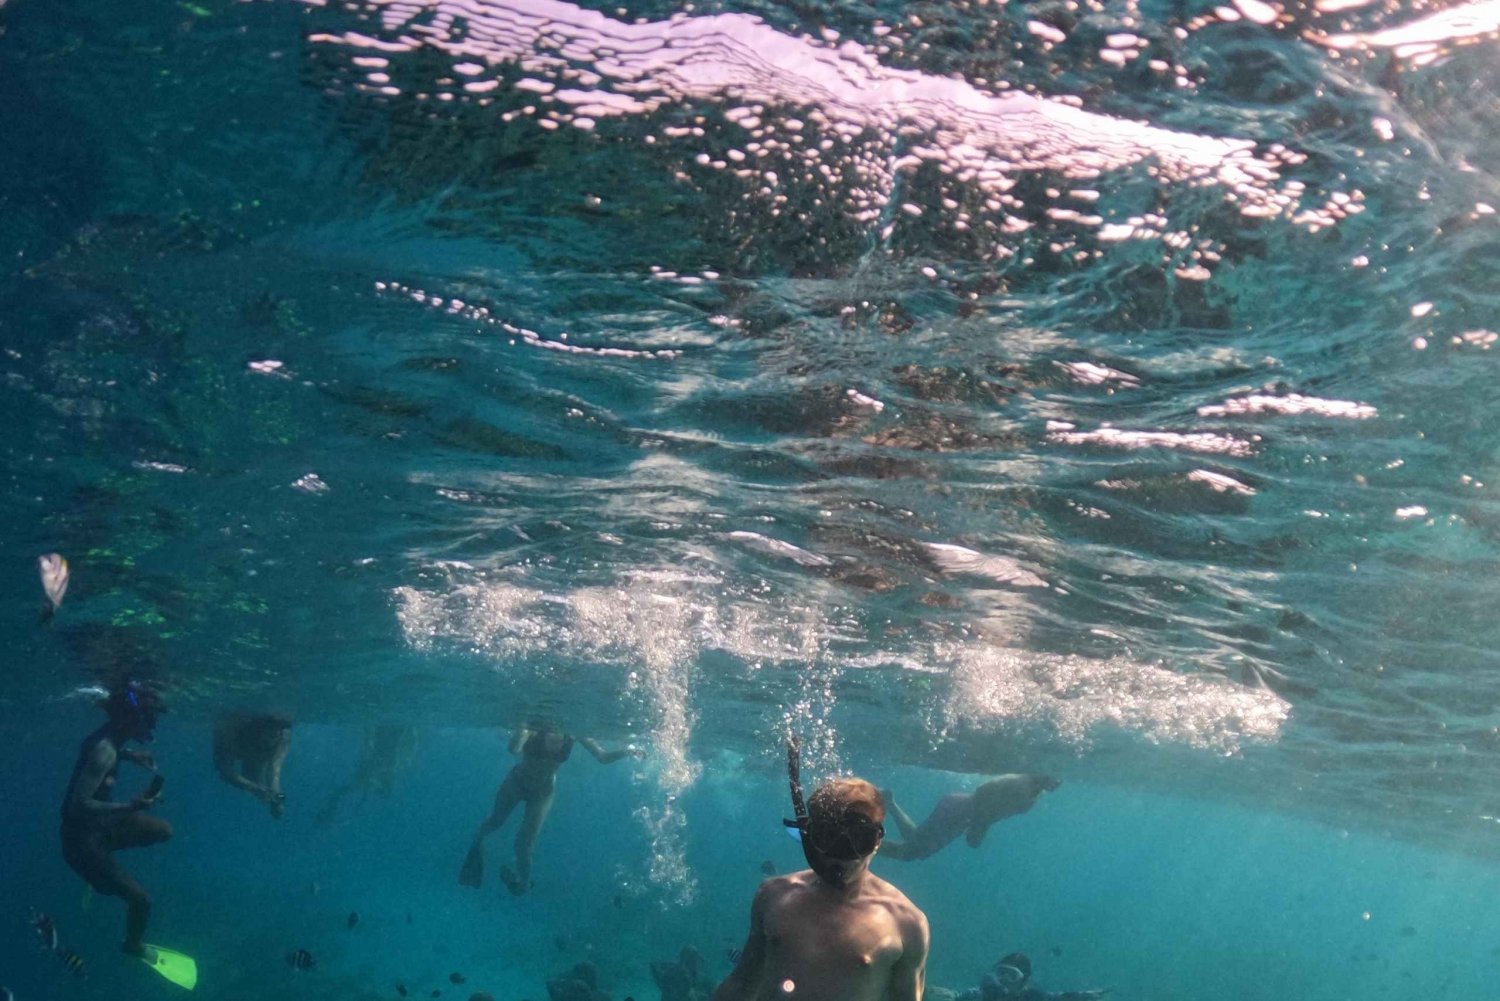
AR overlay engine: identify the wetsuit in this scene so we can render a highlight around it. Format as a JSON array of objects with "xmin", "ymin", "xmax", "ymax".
[{"xmin": 59, "ymin": 727, "xmax": 171, "ymax": 953}]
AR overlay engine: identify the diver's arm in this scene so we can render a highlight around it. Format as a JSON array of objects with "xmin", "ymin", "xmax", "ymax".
[
  {"xmin": 213, "ymin": 729, "xmax": 265, "ymax": 794},
  {"xmin": 888, "ymin": 905, "xmax": 930, "ymax": 1001},
  {"xmin": 579, "ymin": 738, "xmax": 643, "ymax": 764},
  {"xmin": 266, "ymin": 733, "xmax": 291, "ymax": 794},
  {"xmin": 711, "ymin": 883, "xmax": 771, "ymax": 1001},
  {"xmin": 508, "ymin": 728, "xmax": 532, "ymax": 755},
  {"xmin": 66, "ymin": 742, "xmax": 144, "ymax": 816},
  {"xmin": 118, "ymin": 747, "xmax": 156, "ymax": 771}
]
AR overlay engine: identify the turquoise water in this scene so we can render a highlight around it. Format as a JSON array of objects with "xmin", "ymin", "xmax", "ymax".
[{"xmin": 5, "ymin": 0, "xmax": 1500, "ymax": 997}]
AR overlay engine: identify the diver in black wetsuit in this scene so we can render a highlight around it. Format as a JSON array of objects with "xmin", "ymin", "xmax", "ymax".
[
  {"xmin": 458, "ymin": 722, "xmax": 642, "ymax": 895},
  {"xmin": 59, "ymin": 682, "xmax": 171, "ymax": 957},
  {"xmin": 956, "ymin": 953, "xmax": 1108, "ymax": 1001}
]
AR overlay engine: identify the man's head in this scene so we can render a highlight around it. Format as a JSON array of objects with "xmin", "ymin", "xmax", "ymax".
[
  {"xmin": 800, "ymin": 778, "xmax": 885, "ymax": 887},
  {"xmin": 104, "ymin": 681, "xmax": 163, "ymax": 742},
  {"xmin": 980, "ymin": 954, "xmax": 1031, "ymax": 999}
]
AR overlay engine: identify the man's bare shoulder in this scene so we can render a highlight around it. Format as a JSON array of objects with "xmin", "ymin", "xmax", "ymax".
[
  {"xmin": 755, "ymin": 870, "xmax": 817, "ymax": 901},
  {"xmin": 864, "ymin": 873, "xmax": 928, "ymax": 926}
]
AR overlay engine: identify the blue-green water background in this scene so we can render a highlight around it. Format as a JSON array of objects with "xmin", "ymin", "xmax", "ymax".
[
  {"xmin": 5, "ymin": 0, "xmax": 1500, "ymax": 996},
  {"xmin": 4, "ymin": 719, "xmax": 1500, "ymax": 1001}
]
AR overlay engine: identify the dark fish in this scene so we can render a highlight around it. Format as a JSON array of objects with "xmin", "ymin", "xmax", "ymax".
[
  {"xmin": 759, "ymin": 860, "xmax": 776, "ymax": 876},
  {"xmin": 407, "ymin": 911, "xmax": 414, "ymax": 925},
  {"xmin": 32, "ymin": 913, "xmax": 59, "ymax": 952},
  {"xmin": 554, "ymin": 935, "xmax": 570, "ymax": 951},
  {"xmin": 1049, "ymin": 947, "xmax": 1062, "ymax": 957},
  {"xmin": 58, "ymin": 950, "xmax": 85, "ymax": 977},
  {"xmin": 431, "ymin": 991, "xmax": 442, "ymax": 998},
  {"xmin": 348, "ymin": 911, "xmax": 360, "ymax": 930},
  {"xmin": 450, "ymin": 973, "xmax": 467, "ymax": 985},
  {"xmin": 397, "ymin": 985, "xmax": 408, "ymax": 997},
  {"xmin": 469, "ymin": 994, "xmax": 496, "ymax": 1001},
  {"xmin": 727, "ymin": 948, "xmax": 743, "ymax": 965},
  {"xmin": 612, "ymin": 894, "xmax": 625, "ymax": 909},
  {"xmin": 1399, "ymin": 925, "xmax": 1417, "ymax": 937},
  {"xmin": 287, "ymin": 949, "xmax": 316, "ymax": 970}
]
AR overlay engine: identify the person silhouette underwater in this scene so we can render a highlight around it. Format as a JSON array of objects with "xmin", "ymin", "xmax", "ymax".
[
  {"xmin": 458, "ymin": 722, "xmax": 642, "ymax": 895},
  {"xmin": 880, "ymin": 775, "xmax": 1059, "ymax": 861}
]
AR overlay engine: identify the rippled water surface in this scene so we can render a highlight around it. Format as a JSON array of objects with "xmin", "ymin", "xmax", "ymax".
[{"xmin": 4, "ymin": 0, "xmax": 1500, "ymax": 995}]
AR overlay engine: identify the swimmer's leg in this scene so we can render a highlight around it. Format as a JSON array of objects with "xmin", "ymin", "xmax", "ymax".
[
  {"xmin": 502, "ymin": 789, "xmax": 553, "ymax": 895},
  {"xmin": 79, "ymin": 846, "xmax": 154, "ymax": 955},
  {"xmin": 461, "ymin": 774, "xmax": 522, "ymax": 888}
]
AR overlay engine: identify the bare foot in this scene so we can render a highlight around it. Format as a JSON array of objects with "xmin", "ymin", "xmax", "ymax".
[{"xmin": 499, "ymin": 865, "xmax": 529, "ymax": 896}]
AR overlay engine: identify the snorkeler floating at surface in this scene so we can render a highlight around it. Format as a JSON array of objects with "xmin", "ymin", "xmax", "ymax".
[
  {"xmin": 459, "ymin": 721, "xmax": 643, "ymax": 895},
  {"xmin": 59, "ymin": 681, "xmax": 197, "ymax": 988},
  {"xmin": 213, "ymin": 712, "xmax": 293, "ymax": 818},
  {"xmin": 880, "ymin": 775, "xmax": 1059, "ymax": 861},
  {"xmin": 712, "ymin": 738, "xmax": 929, "ymax": 1001}
]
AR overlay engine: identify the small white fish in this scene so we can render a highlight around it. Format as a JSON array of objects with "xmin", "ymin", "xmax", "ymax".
[{"xmin": 38, "ymin": 553, "xmax": 69, "ymax": 614}]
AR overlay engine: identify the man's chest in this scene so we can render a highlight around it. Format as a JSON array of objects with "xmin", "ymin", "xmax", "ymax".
[{"xmin": 766, "ymin": 900, "xmax": 902, "ymax": 966}]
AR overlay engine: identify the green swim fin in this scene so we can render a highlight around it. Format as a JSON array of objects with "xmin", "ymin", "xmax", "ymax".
[{"xmin": 141, "ymin": 945, "xmax": 198, "ymax": 990}]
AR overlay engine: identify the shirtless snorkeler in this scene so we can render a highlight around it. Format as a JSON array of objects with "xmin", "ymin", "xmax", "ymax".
[{"xmin": 713, "ymin": 741, "xmax": 928, "ymax": 1001}]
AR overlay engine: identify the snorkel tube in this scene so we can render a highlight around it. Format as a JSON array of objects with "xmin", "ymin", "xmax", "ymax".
[
  {"xmin": 786, "ymin": 736, "xmax": 808, "ymax": 832},
  {"xmin": 784, "ymin": 735, "xmax": 860, "ymax": 885}
]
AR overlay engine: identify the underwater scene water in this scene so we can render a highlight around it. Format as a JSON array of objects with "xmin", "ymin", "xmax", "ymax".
[{"xmin": 4, "ymin": 0, "xmax": 1500, "ymax": 996}]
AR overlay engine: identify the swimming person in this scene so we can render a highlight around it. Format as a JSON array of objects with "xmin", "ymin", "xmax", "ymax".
[
  {"xmin": 59, "ymin": 682, "xmax": 171, "ymax": 959},
  {"xmin": 458, "ymin": 722, "xmax": 643, "ymax": 895},
  {"xmin": 315, "ymin": 724, "xmax": 418, "ymax": 826},
  {"xmin": 712, "ymin": 740, "xmax": 929, "ymax": 1001},
  {"xmin": 957, "ymin": 953, "xmax": 1109, "ymax": 1001},
  {"xmin": 880, "ymin": 775, "xmax": 1059, "ymax": 861},
  {"xmin": 213, "ymin": 713, "xmax": 293, "ymax": 818}
]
